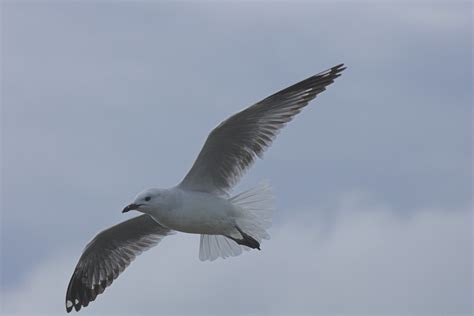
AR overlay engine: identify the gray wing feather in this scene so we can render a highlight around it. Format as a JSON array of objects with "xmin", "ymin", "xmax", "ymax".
[
  {"xmin": 65, "ymin": 215, "xmax": 174, "ymax": 312},
  {"xmin": 179, "ymin": 64, "xmax": 346, "ymax": 194}
]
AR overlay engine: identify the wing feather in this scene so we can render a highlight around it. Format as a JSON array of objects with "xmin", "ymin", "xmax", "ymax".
[
  {"xmin": 180, "ymin": 64, "xmax": 346, "ymax": 194},
  {"xmin": 65, "ymin": 215, "xmax": 174, "ymax": 312}
]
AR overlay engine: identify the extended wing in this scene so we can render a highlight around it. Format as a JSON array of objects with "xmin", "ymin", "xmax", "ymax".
[
  {"xmin": 180, "ymin": 64, "xmax": 346, "ymax": 195},
  {"xmin": 65, "ymin": 215, "xmax": 174, "ymax": 312}
]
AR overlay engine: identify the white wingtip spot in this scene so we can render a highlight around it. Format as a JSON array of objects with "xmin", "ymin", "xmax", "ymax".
[{"xmin": 66, "ymin": 300, "xmax": 73, "ymax": 308}]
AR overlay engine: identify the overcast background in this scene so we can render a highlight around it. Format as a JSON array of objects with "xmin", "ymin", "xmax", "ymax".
[{"xmin": 1, "ymin": 1, "xmax": 472, "ymax": 315}]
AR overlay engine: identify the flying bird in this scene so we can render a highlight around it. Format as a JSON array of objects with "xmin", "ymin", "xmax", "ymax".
[{"xmin": 65, "ymin": 64, "xmax": 346, "ymax": 312}]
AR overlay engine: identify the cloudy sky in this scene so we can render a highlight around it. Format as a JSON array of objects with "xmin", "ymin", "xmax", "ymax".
[{"xmin": 1, "ymin": 1, "xmax": 472, "ymax": 315}]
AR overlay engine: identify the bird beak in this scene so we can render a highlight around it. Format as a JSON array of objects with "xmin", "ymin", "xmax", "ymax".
[{"xmin": 122, "ymin": 203, "xmax": 142, "ymax": 213}]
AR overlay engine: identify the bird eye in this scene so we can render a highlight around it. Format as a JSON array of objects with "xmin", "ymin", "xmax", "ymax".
[{"xmin": 144, "ymin": 196, "xmax": 151, "ymax": 201}]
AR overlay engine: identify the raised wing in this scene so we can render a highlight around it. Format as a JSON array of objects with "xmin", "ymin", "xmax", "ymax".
[
  {"xmin": 179, "ymin": 64, "xmax": 346, "ymax": 195},
  {"xmin": 65, "ymin": 215, "xmax": 174, "ymax": 312}
]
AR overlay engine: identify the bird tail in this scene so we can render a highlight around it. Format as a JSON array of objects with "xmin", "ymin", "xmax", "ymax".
[
  {"xmin": 199, "ymin": 181, "xmax": 275, "ymax": 261},
  {"xmin": 230, "ymin": 180, "xmax": 274, "ymax": 242}
]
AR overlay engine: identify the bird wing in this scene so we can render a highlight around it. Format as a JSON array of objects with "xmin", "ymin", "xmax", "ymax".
[
  {"xmin": 179, "ymin": 64, "xmax": 346, "ymax": 195},
  {"xmin": 65, "ymin": 215, "xmax": 174, "ymax": 312}
]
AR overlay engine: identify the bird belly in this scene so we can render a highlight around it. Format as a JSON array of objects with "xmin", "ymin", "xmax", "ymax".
[{"xmin": 150, "ymin": 190, "xmax": 236, "ymax": 235}]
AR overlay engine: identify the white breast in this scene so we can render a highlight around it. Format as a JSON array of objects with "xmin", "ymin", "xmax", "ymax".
[{"xmin": 149, "ymin": 187, "xmax": 237, "ymax": 235}]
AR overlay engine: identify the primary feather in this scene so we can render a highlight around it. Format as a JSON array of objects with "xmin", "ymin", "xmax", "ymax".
[
  {"xmin": 179, "ymin": 64, "xmax": 346, "ymax": 195},
  {"xmin": 65, "ymin": 215, "xmax": 173, "ymax": 312}
]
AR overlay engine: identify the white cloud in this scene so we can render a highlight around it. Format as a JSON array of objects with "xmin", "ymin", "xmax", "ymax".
[{"xmin": 2, "ymin": 194, "xmax": 472, "ymax": 316}]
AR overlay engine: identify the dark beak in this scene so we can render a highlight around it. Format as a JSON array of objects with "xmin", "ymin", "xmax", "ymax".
[{"xmin": 122, "ymin": 203, "xmax": 142, "ymax": 213}]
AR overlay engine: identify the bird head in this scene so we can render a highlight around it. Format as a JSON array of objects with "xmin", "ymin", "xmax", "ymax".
[{"xmin": 122, "ymin": 188, "xmax": 163, "ymax": 214}]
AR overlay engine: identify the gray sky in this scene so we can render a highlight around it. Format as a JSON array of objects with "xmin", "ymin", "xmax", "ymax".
[{"xmin": 1, "ymin": 1, "xmax": 472, "ymax": 315}]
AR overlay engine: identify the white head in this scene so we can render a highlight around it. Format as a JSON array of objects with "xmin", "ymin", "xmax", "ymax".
[{"xmin": 122, "ymin": 188, "xmax": 166, "ymax": 214}]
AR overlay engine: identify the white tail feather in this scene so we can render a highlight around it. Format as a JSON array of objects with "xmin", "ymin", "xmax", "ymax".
[
  {"xmin": 199, "ymin": 234, "xmax": 242, "ymax": 261},
  {"xmin": 199, "ymin": 181, "xmax": 274, "ymax": 261}
]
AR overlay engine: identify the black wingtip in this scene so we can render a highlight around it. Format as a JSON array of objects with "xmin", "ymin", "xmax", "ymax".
[
  {"xmin": 310, "ymin": 63, "xmax": 346, "ymax": 84},
  {"xmin": 332, "ymin": 63, "xmax": 346, "ymax": 73},
  {"xmin": 328, "ymin": 63, "xmax": 346, "ymax": 74}
]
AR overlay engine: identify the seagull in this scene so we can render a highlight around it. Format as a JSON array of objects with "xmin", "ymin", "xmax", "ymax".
[{"xmin": 65, "ymin": 64, "xmax": 346, "ymax": 312}]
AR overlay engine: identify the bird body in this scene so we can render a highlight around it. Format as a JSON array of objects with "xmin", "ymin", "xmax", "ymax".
[
  {"xmin": 139, "ymin": 187, "xmax": 240, "ymax": 236},
  {"xmin": 66, "ymin": 64, "xmax": 346, "ymax": 312}
]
